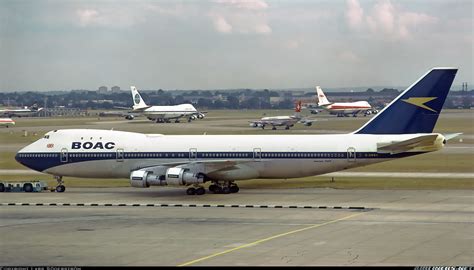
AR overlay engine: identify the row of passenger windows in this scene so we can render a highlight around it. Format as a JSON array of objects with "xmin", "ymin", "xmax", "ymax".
[
  {"xmin": 17, "ymin": 153, "xmax": 57, "ymax": 158},
  {"xmin": 124, "ymin": 153, "xmax": 186, "ymax": 158},
  {"xmin": 18, "ymin": 152, "xmax": 354, "ymax": 159},
  {"xmin": 202, "ymin": 153, "xmax": 249, "ymax": 158},
  {"xmin": 70, "ymin": 153, "xmax": 114, "ymax": 158},
  {"xmin": 261, "ymin": 153, "xmax": 346, "ymax": 158}
]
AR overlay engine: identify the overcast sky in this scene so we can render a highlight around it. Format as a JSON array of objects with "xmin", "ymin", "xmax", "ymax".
[{"xmin": 0, "ymin": 0, "xmax": 472, "ymax": 91}]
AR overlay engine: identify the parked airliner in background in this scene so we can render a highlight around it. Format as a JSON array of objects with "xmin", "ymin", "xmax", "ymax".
[
  {"xmin": 125, "ymin": 86, "xmax": 206, "ymax": 123},
  {"xmin": 0, "ymin": 118, "xmax": 15, "ymax": 128},
  {"xmin": 249, "ymin": 101, "xmax": 316, "ymax": 130},
  {"xmin": 14, "ymin": 68, "xmax": 459, "ymax": 195},
  {"xmin": 0, "ymin": 104, "xmax": 43, "ymax": 117},
  {"xmin": 316, "ymin": 86, "xmax": 378, "ymax": 117}
]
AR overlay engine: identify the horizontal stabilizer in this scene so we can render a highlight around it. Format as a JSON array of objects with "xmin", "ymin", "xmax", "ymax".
[
  {"xmin": 377, "ymin": 134, "xmax": 440, "ymax": 154},
  {"xmin": 443, "ymin": 133, "xmax": 462, "ymax": 140}
]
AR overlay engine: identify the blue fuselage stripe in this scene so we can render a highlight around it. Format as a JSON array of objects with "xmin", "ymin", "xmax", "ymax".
[{"xmin": 15, "ymin": 151, "xmax": 422, "ymax": 172}]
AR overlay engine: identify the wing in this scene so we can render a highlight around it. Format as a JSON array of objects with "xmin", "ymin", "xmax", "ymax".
[
  {"xmin": 298, "ymin": 118, "xmax": 327, "ymax": 124},
  {"xmin": 377, "ymin": 134, "xmax": 441, "ymax": 154},
  {"xmin": 134, "ymin": 159, "xmax": 255, "ymax": 179},
  {"xmin": 113, "ymin": 106, "xmax": 132, "ymax": 110}
]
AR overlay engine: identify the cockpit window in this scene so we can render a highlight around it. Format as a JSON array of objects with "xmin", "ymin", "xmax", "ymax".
[{"xmin": 43, "ymin": 135, "xmax": 50, "ymax": 139}]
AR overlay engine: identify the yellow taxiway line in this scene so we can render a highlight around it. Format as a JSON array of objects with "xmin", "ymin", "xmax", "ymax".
[{"xmin": 178, "ymin": 211, "xmax": 365, "ymax": 266}]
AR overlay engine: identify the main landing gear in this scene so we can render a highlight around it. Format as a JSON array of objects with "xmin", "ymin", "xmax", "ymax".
[
  {"xmin": 186, "ymin": 186, "xmax": 206, "ymax": 195},
  {"xmin": 208, "ymin": 181, "xmax": 239, "ymax": 194},
  {"xmin": 184, "ymin": 181, "xmax": 240, "ymax": 195},
  {"xmin": 54, "ymin": 175, "xmax": 65, "ymax": 192}
]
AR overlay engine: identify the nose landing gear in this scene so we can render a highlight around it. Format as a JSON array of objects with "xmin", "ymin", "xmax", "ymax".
[{"xmin": 54, "ymin": 176, "xmax": 65, "ymax": 192}]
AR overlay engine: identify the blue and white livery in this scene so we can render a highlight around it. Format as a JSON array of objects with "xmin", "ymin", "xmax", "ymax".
[
  {"xmin": 128, "ymin": 86, "xmax": 206, "ymax": 123},
  {"xmin": 15, "ymin": 68, "xmax": 459, "ymax": 195}
]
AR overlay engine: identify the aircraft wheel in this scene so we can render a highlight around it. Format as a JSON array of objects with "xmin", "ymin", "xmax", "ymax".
[
  {"xmin": 272, "ymin": 127, "xmax": 276, "ymax": 130},
  {"xmin": 195, "ymin": 187, "xmax": 205, "ymax": 195},
  {"xmin": 56, "ymin": 185, "xmax": 66, "ymax": 193},
  {"xmin": 0, "ymin": 183, "xmax": 4, "ymax": 192},
  {"xmin": 222, "ymin": 187, "xmax": 231, "ymax": 194},
  {"xmin": 215, "ymin": 186, "xmax": 223, "ymax": 194},
  {"xmin": 24, "ymin": 183, "xmax": 33, "ymax": 192},
  {"xmin": 209, "ymin": 184, "xmax": 217, "ymax": 193},
  {"xmin": 285, "ymin": 126, "xmax": 290, "ymax": 130},
  {"xmin": 186, "ymin": 187, "xmax": 196, "ymax": 195},
  {"xmin": 230, "ymin": 185, "xmax": 239, "ymax": 193}
]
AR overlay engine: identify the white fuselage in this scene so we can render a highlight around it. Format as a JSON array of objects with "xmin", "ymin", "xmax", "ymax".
[
  {"xmin": 0, "ymin": 108, "xmax": 42, "ymax": 117},
  {"xmin": 322, "ymin": 101, "xmax": 372, "ymax": 114},
  {"xmin": 0, "ymin": 118, "xmax": 15, "ymax": 127},
  {"xmin": 141, "ymin": 104, "xmax": 197, "ymax": 120},
  {"xmin": 16, "ymin": 129, "xmax": 442, "ymax": 181}
]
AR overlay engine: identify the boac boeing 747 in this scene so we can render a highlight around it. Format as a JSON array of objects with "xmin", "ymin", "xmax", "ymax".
[{"xmin": 14, "ymin": 68, "xmax": 459, "ymax": 195}]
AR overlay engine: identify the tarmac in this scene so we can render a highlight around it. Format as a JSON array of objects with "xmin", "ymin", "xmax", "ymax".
[{"xmin": 0, "ymin": 187, "xmax": 472, "ymax": 266}]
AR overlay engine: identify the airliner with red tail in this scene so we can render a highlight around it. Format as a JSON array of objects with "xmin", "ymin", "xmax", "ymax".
[{"xmin": 316, "ymin": 86, "xmax": 378, "ymax": 117}]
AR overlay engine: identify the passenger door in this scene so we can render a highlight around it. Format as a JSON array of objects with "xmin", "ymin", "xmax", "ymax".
[
  {"xmin": 116, "ymin": 148, "xmax": 124, "ymax": 162},
  {"xmin": 253, "ymin": 148, "xmax": 262, "ymax": 161},
  {"xmin": 189, "ymin": 148, "xmax": 197, "ymax": 160},
  {"xmin": 347, "ymin": 147, "xmax": 356, "ymax": 162},
  {"xmin": 60, "ymin": 148, "xmax": 68, "ymax": 163}
]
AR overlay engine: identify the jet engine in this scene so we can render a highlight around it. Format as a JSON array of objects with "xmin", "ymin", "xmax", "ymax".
[
  {"xmin": 303, "ymin": 122, "xmax": 312, "ymax": 126},
  {"xmin": 190, "ymin": 115, "xmax": 197, "ymax": 120},
  {"xmin": 130, "ymin": 170, "xmax": 164, "ymax": 187},
  {"xmin": 197, "ymin": 113, "xmax": 205, "ymax": 119},
  {"xmin": 165, "ymin": 167, "xmax": 205, "ymax": 186},
  {"xmin": 130, "ymin": 167, "xmax": 205, "ymax": 188},
  {"xmin": 125, "ymin": 115, "xmax": 135, "ymax": 120}
]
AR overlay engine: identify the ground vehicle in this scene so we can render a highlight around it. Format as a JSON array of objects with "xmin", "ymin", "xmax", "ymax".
[{"xmin": 0, "ymin": 181, "xmax": 50, "ymax": 192}]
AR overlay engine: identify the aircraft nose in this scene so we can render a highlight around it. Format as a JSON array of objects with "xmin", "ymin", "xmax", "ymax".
[
  {"xmin": 15, "ymin": 145, "xmax": 37, "ymax": 171},
  {"xmin": 15, "ymin": 150, "xmax": 28, "ymax": 168}
]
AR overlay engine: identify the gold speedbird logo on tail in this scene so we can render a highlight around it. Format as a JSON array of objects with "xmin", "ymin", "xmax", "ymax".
[{"xmin": 401, "ymin": 97, "xmax": 438, "ymax": 113}]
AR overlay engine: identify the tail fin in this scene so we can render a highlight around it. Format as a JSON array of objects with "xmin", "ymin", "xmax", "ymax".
[
  {"xmin": 293, "ymin": 100, "xmax": 302, "ymax": 117},
  {"xmin": 316, "ymin": 86, "xmax": 331, "ymax": 106},
  {"xmin": 354, "ymin": 67, "xmax": 457, "ymax": 134},
  {"xmin": 295, "ymin": 100, "xmax": 302, "ymax": 113},
  {"xmin": 130, "ymin": 86, "xmax": 149, "ymax": 110}
]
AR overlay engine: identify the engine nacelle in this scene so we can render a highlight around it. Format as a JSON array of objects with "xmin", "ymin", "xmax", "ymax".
[
  {"xmin": 190, "ymin": 115, "xmax": 197, "ymax": 120},
  {"xmin": 125, "ymin": 114, "xmax": 135, "ymax": 120},
  {"xmin": 304, "ymin": 122, "xmax": 312, "ymax": 126},
  {"xmin": 130, "ymin": 170, "xmax": 166, "ymax": 188},
  {"xmin": 130, "ymin": 167, "xmax": 205, "ymax": 188},
  {"xmin": 165, "ymin": 167, "xmax": 204, "ymax": 186},
  {"xmin": 197, "ymin": 113, "xmax": 205, "ymax": 119}
]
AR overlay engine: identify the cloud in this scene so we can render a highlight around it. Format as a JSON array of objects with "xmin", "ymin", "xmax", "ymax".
[
  {"xmin": 346, "ymin": 0, "xmax": 438, "ymax": 40},
  {"xmin": 76, "ymin": 9, "xmax": 100, "ymax": 27},
  {"xmin": 210, "ymin": 0, "xmax": 271, "ymax": 34},
  {"xmin": 339, "ymin": 50, "xmax": 361, "ymax": 63},
  {"xmin": 346, "ymin": 0, "xmax": 364, "ymax": 29},
  {"xmin": 212, "ymin": 14, "xmax": 233, "ymax": 33},
  {"xmin": 75, "ymin": 7, "xmax": 143, "ymax": 28},
  {"xmin": 214, "ymin": 0, "xmax": 268, "ymax": 10}
]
